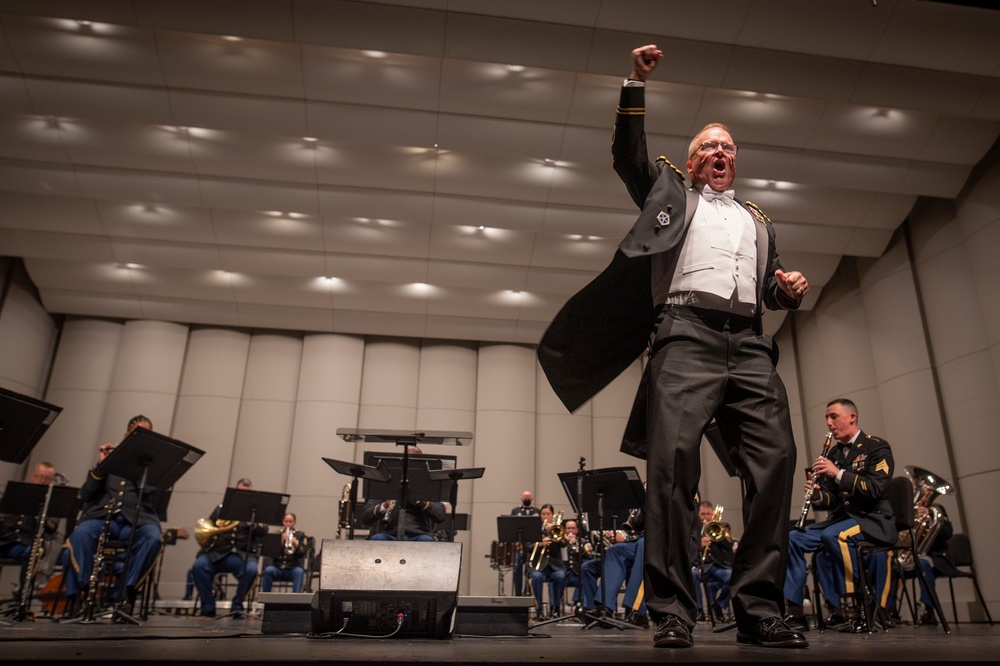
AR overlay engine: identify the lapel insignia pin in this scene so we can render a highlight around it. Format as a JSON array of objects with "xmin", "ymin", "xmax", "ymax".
[{"xmin": 656, "ymin": 210, "xmax": 670, "ymax": 226}]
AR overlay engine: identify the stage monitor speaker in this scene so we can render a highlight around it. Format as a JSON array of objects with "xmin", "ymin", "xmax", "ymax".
[{"xmin": 312, "ymin": 539, "xmax": 462, "ymax": 638}]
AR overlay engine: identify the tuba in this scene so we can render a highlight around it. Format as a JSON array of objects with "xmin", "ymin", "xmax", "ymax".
[
  {"xmin": 195, "ymin": 518, "xmax": 239, "ymax": 547},
  {"xmin": 898, "ymin": 466, "xmax": 952, "ymax": 567}
]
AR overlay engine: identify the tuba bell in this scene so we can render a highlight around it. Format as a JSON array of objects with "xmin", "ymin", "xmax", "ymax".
[
  {"xmin": 195, "ymin": 518, "xmax": 239, "ymax": 547},
  {"xmin": 898, "ymin": 466, "xmax": 952, "ymax": 567}
]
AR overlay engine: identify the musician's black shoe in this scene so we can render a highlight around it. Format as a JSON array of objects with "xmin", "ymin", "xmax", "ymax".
[
  {"xmin": 918, "ymin": 605, "xmax": 938, "ymax": 626},
  {"xmin": 196, "ymin": 610, "xmax": 216, "ymax": 618},
  {"xmin": 736, "ymin": 617, "xmax": 809, "ymax": 648},
  {"xmin": 695, "ymin": 610, "xmax": 708, "ymax": 623},
  {"xmin": 653, "ymin": 614, "xmax": 693, "ymax": 648},
  {"xmin": 624, "ymin": 609, "xmax": 649, "ymax": 629},
  {"xmin": 824, "ymin": 609, "xmax": 848, "ymax": 627},
  {"xmin": 782, "ymin": 612, "xmax": 810, "ymax": 632}
]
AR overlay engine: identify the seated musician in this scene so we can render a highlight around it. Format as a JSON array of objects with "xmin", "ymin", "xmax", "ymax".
[
  {"xmin": 62, "ymin": 416, "xmax": 162, "ymax": 614},
  {"xmin": 560, "ymin": 518, "xmax": 588, "ymax": 607},
  {"xmin": 0, "ymin": 462, "xmax": 57, "ymax": 591},
  {"xmin": 784, "ymin": 399, "xmax": 895, "ymax": 632},
  {"xmin": 579, "ymin": 505, "xmax": 647, "ymax": 627},
  {"xmin": 361, "ymin": 497, "xmax": 445, "ymax": 542},
  {"xmin": 691, "ymin": 500, "xmax": 735, "ymax": 622},
  {"xmin": 261, "ymin": 513, "xmax": 308, "ymax": 593},
  {"xmin": 510, "ymin": 490, "xmax": 539, "ymax": 596},
  {"xmin": 529, "ymin": 504, "xmax": 567, "ymax": 619},
  {"xmin": 360, "ymin": 446, "xmax": 446, "ymax": 542},
  {"xmin": 191, "ymin": 478, "xmax": 268, "ymax": 618}
]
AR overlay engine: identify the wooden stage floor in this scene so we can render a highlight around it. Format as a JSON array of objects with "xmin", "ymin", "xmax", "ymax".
[{"xmin": 0, "ymin": 610, "xmax": 996, "ymax": 666}]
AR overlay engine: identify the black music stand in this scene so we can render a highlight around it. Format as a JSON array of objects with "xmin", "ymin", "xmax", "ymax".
[
  {"xmin": 336, "ymin": 428, "xmax": 472, "ymax": 540},
  {"xmin": 576, "ymin": 467, "xmax": 644, "ymax": 631},
  {"xmin": 216, "ymin": 487, "xmax": 289, "ymax": 618},
  {"xmin": 93, "ymin": 428, "xmax": 204, "ymax": 625},
  {"xmin": 140, "ymin": 487, "xmax": 177, "ymax": 620},
  {"xmin": 428, "ymin": 467, "xmax": 484, "ymax": 542},
  {"xmin": 322, "ymin": 457, "xmax": 390, "ymax": 541},
  {"xmin": 0, "ymin": 481, "xmax": 79, "ymax": 622},
  {"xmin": 497, "ymin": 515, "xmax": 542, "ymax": 597},
  {"xmin": 0, "ymin": 387, "xmax": 62, "ymax": 465}
]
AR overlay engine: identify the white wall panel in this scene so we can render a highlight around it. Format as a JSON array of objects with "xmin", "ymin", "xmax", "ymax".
[
  {"xmin": 100, "ymin": 319, "xmax": 188, "ymax": 443},
  {"xmin": 0, "ymin": 277, "xmax": 57, "ymax": 397},
  {"xmin": 290, "ymin": 334, "xmax": 364, "ymax": 498},
  {"xmin": 357, "ymin": 337, "xmax": 420, "ymax": 433},
  {"xmin": 37, "ymin": 319, "xmax": 123, "ymax": 486},
  {"xmin": 231, "ymin": 332, "xmax": 301, "ymax": 492},
  {"xmin": 171, "ymin": 328, "xmax": 249, "ymax": 494}
]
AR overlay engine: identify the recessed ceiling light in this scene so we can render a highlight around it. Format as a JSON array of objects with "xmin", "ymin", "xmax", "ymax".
[{"xmin": 508, "ymin": 64, "xmax": 525, "ymax": 72}]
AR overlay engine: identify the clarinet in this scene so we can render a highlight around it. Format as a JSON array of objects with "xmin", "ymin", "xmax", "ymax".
[
  {"xmin": 78, "ymin": 500, "xmax": 116, "ymax": 621},
  {"xmin": 794, "ymin": 432, "xmax": 834, "ymax": 529},
  {"xmin": 12, "ymin": 481, "xmax": 56, "ymax": 621}
]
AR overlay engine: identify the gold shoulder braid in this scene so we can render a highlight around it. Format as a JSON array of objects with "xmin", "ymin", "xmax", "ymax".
[
  {"xmin": 744, "ymin": 200, "xmax": 771, "ymax": 225},
  {"xmin": 656, "ymin": 156, "xmax": 685, "ymax": 181}
]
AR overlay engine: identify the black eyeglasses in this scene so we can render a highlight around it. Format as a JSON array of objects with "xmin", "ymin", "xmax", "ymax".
[{"xmin": 696, "ymin": 140, "xmax": 737, "ymax": 155}]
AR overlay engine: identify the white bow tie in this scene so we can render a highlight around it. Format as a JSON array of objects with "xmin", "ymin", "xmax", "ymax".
[{"xmin": 702, "ymin": 186, "xmax": 735, "ymax": 204}]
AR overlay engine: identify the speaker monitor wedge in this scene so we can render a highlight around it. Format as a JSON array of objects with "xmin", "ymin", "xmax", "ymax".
[{"xmin": 312, "ymin": 539, "xmax": 462, "ymax": 638}]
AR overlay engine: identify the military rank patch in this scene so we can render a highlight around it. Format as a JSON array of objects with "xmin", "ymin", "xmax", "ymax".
[
  {"xmin": 657, "ymin": 210, "xmax": 671, "ymax": 227},
  {"xmin": 875, "ymin": 459, "xmax": 890, "ymax": 475}
]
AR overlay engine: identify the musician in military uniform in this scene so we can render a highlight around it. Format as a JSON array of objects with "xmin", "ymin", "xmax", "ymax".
[
  {"xmin": 62, "ymin": 416, "xmax": 162, "ymax": 611},
  {"xmin": 784, "ymin": 399, "xmax": 895, "ymax": 631},
  {"xmin": 360, "ymin": 446, "xmax": 446, "ymax": 542},
  {"xmin": 510, "ymin": 490, "xmax": 539, "ymax": 596},
  {"xmin": 191, "ymin": 478, "xmax": 268, "ymax": 617},
  {"xmin": 0, "ymin": 462, "xmax": 57, "ymax": 591},
  {"xmin": 261, "ymin": 513, "xmax": 308, "ymax": 593},
  {"xmin": 580, "ymin": 506, "xmax": 647, "ymax": 627},
  {"xmin": 691, "ymin": 501, "xmax": 735, "ymax": 623},
  {"xmin": 528, "ymin": 504, "xmax": 567, "ymax": 619}
]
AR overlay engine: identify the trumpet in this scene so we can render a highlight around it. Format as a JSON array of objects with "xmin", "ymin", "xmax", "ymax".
[
  {"xmin": 795, "ymin": 432, "xmax": 834, "ymax": 530},
  {"xmin": 282, "ymin": 526, "xmax": 296, "ymax": 556}
]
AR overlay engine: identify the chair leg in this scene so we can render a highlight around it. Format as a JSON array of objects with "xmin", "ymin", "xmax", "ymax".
[
  {"xmin": 911, "ymin": 547, "xmax": 949, "ymax": 633},
  {"xmin": 949, "ymin": 578, "xmax": 959, "ymax": 626},
  {"xmin": 969, "ymin": 575, "xmax": 995, "ymax": 626}
]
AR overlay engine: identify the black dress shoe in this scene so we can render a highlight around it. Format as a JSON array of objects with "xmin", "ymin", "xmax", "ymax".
[
  {"xmin": 624, "ymin": 609, "xmax": 649, "ymax": 629},
  {"xmin": 824, "ymin": 610, "xmax": 848, "ymax": 626},
  {"xmin": 736, "ymin": 617, "xmax": 808, "ymax": 648},
  {"xmin": 653, "ymin": 614, "xmax": 693, "ymax": 648},
  {"xmin": 918, "ymin": 605, "xmax": 938, "ymax": 626},
  {"xmin": 783, "ymin": 612, "xmax": 810, "ymax": 632}
]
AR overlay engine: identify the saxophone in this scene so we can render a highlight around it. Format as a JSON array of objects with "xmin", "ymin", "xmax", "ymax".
[{"xmin": 336, "ymin": 483, "xmax": 351, "ymax": 539}]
